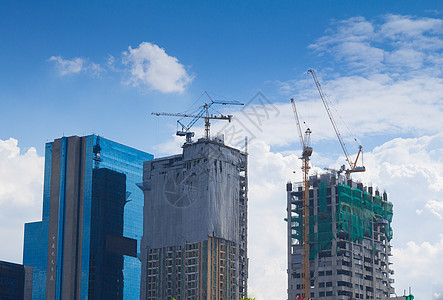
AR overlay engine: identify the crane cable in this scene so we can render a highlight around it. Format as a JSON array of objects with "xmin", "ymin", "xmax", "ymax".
[{"xmin": 322, "ymin": 90, "xmax": 360, "ymax": 147}]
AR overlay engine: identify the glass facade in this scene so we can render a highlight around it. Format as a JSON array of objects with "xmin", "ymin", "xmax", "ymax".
[
  {"xmin": 0, "ymin": 260, "xmax": 32, "ymax": 300},
  {"xmin": 23, "ymin": 142, "xmax": 52, "ymax": 300},
  {"xmin": 23, "ymin": 135, "xmax": 153, "ymax": 300},
  {"xmin": 0, "ymin": 261, "xmax": 25, "ymax": 299}
]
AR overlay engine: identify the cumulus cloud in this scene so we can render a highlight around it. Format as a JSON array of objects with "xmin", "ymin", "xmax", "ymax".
[
  {"xmin": 48, "ymin": 42, "xmax": 193, "ymax": 93},
  {"xmin": 276, "ymin": 16, "xmax": 443, "ymax": 143},
  {"xmin": 345, "ymin": 133, "xmax": 443, "ymax": 299},
  {"xmin": 355, "ymin": 133, "xmax": 443, "ymax": 194},
  {"xmin": 392, "ymin": 236, "xmax": 443, "ymax": 299},
  {"xmin": 48, "ymin": 56, "xmax": 104, "ymax": 76},
  {"xmin": 309, "ymin": 14, "xmax": 443, "ymax": 74},
  {"xmin": 122, "ymin": 42, "xmax": 194, "ymax": 93},
  {"xmin": 0, "ymin": 138, "xmax": 44, "ymax": 263}
]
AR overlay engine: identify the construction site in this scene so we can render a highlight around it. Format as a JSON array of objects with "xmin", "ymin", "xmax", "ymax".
[
  {"xmin": 285, "ymin": 70, "xmax": 402, "ymax": 300},
  {"xmin": 286, "ymin": 173, "xmax": 394, "ymax": 299},
  {"xmin": 139, "ymin": 97, "xmax": 248, "ymax": 299}
]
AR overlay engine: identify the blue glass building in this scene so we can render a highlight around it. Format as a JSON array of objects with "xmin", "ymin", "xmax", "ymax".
[
  {"xmin": 0, "ymin": 260, "xmax": 33, "ymax": 300},
  {"xmin": 23, "ymin": 135, "xmax": 153, "ymax": 300}
]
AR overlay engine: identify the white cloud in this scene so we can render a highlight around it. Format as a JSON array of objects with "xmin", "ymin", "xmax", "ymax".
[
  {"xmin": 48, "ymin": 56, "xmax": 104, "ymax": 76},
  {"xmin": 89, "ymin": 62, "xmax": 105, "ymax": 76},
  {"xmin": 309, "ymin": 15, "xmax": 443, "ymax": 74},
  {"xmin": 384, "ymin": 48, "xmax": 424, "ymax": 69},
  {"xmin": 345, "ymin": 133, "xmax": 443, "ymax": 299},
  {"xmin": 309, "ymin": 17, "xmax": 384, "ymax": 71},
  {"xmin": 392, "ymin": 236, "xmax": 443, "ymax": 299},
  {"xmin": 380, "ymin": 14, "xmax": 443, "ymax": 48},
  {"xmin": 214, "ymin": 71, "xmax": 443, "ymax": 149},
  {"xmin": 122, "ymin": 42, "xmax": 193, "ymax": 93},
  {"xmin": 246, "ymin": 140, "xmax": 301, "ymax": 300},
  {"xmin": 0, "ymin": 138, "xmax": 44, "ymax": 263},
  {"xmin": 48, "ymin": 42, "xmax": 193, "ymax": 93},
  {"xmin": 355, "ymin": 133, "xmax": 443, "ymax": 193},
  {"xmin": 276, "ymin": 18, "xmax": 443, "ymax": 143},
  {"xmin": 426, "ymin": 199, "xmax": 443, "ymax": 219},
  {"xmin": 48, "ymin": 56, "xmax": 85, "ymax": 75}
]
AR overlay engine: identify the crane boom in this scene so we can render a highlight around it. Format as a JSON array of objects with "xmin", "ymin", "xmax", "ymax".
[
  {"xmin": 152, "ymin": 92, "xmax": 242, "ymax": 143},
  {"xmin": 291, "ymin": 99, "xmax": 305, "ymax": 151},
  {"xmin": 151, "ymin": 111, "xmax": 232, "ymax": 121},
  {"xmin": 152, "ymin": 110, "xmax": 232, "ymax": 143},
  {"xmin": 308, "ymin": 69, "xmax": 365, "ymax": 178}
]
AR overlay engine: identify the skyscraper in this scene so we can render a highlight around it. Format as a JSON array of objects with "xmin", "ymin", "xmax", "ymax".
[
  {"xmin": 139, "ymin": 137, "xmax": 248, "ymax": 299},
  {"xmin": 23, "ymin": 135, "xmax": 153, "ymax": 300},
  {"xmin": 286, "ymin": 172, "xmax": 395, "ymax": 299}
]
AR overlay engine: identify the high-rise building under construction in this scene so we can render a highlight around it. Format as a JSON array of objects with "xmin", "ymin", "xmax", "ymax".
[
  {"xmin": 139, "ymin": 137, "xmax": 248, "ymax": 299},
  {"xmin": 286, "ymin": 172, "xmax": 394, "ymax": 299}
]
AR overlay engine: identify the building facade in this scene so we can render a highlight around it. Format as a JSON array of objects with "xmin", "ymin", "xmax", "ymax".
[
  {"xmin": 287, "ymin": 173, "xmax": 395, "ymax": 299},
  {"xmin": 0, "ymin": 260, "xmax": 33, "ymax": 300},
  {"xmin": 23, "ymin": 135, "xmax": 153, "ymax": 300},
  {"xmin": 140, "ymin": 137, "xmax": 248, "ymax": 299}
]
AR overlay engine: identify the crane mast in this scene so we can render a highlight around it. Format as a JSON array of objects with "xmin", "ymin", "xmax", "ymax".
[
  {"xmin": 308, "ymin": 69, "xmax": 365, "ymax": 179},
  {"xmin": 291, "ymin": 98, "xmax": 312, "ymax": 299}
]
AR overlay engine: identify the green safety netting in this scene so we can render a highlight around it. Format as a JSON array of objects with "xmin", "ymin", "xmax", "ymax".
[
  {"xmin": 337, "ymin": 184, "xmax": 393, "ymax": 243},
  {"xmin": 288, "ymin": 182, "xmax": 394, "ymax": 260},
  {"xmin": 308, "ymin": 182, "xmax": 334, "ymax": 260}
]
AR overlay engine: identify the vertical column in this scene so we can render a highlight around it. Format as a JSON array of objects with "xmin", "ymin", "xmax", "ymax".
[
  {"xmin": 75, "ymin": 137, "xmax": 86, "ymax": 300},
  {"xmin": 62, "ymin": 137, "xmax": 82, "ymax": 299},
  {"xmin": 46, "ymin": 138, "xmax": 62, "ymax": 300}
]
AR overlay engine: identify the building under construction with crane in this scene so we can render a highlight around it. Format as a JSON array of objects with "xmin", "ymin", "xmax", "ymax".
[
  {"xmin": 140, "ymin": 96, "xmax": 248, "ymax": 299},
  {"xmin": 286, "ymin": 173, "xmax": 395, "ymax": 299},
  {"xmin": 286, "ymin": 70, "xmax": 395, "ymax": 299}
]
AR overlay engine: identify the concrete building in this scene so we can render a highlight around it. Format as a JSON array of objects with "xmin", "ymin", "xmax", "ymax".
[
  {"xmin": 140, "ymin": 137, "xmax": 248, "ymax": 299},
  {"xmin": 23, "ymin": 135, "xmax": 153, "ymax": 300},
  {"xmin": 286, "ymin": 172, "xmax": 395, "ymax": 299},
  {"xmin": 0, "ymin": 260, "xmax": 33, "ymax": 300}
]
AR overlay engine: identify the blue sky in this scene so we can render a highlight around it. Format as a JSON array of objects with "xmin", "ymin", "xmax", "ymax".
[
  {"xmin": 1, "ymin": 0, "xmax": 441, "ymax": 153},
  {"xmin": 1, "ymin": 1, "xmax": 443, "ymax": 299}
]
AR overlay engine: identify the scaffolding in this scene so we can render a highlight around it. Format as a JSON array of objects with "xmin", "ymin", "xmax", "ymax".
[
  {"xmin": 287, "ymin": 174, "xmax": 395, "ymax": 299},
  {"xmin": 290, "ymin": 181, "xmax": 393, "ymax": 261}
]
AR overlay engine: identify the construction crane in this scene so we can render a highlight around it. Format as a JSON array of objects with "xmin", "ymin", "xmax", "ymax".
[
  {"xmin": 291, "ymin": 98, "xmax": 312, "ymax": 299},
  {"xmin": 308, "ymin": 69, "xmax": 365, "ymax": 179},
  {"xmin": 152, "ymin": 92, "xmax": 243, "ymax": 143}
]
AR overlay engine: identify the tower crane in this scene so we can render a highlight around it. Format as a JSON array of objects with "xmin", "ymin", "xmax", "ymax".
[
  {"xmin": 291, "ymin": 98, "xmax": 312, "ymax": 299},
  {"xmin": 152, "ymin": 92, "xmax": 243, "ymax": 143},
  {"xmin": 308, "ymin": 69, "xmax": 365, "ymax": 179}
]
